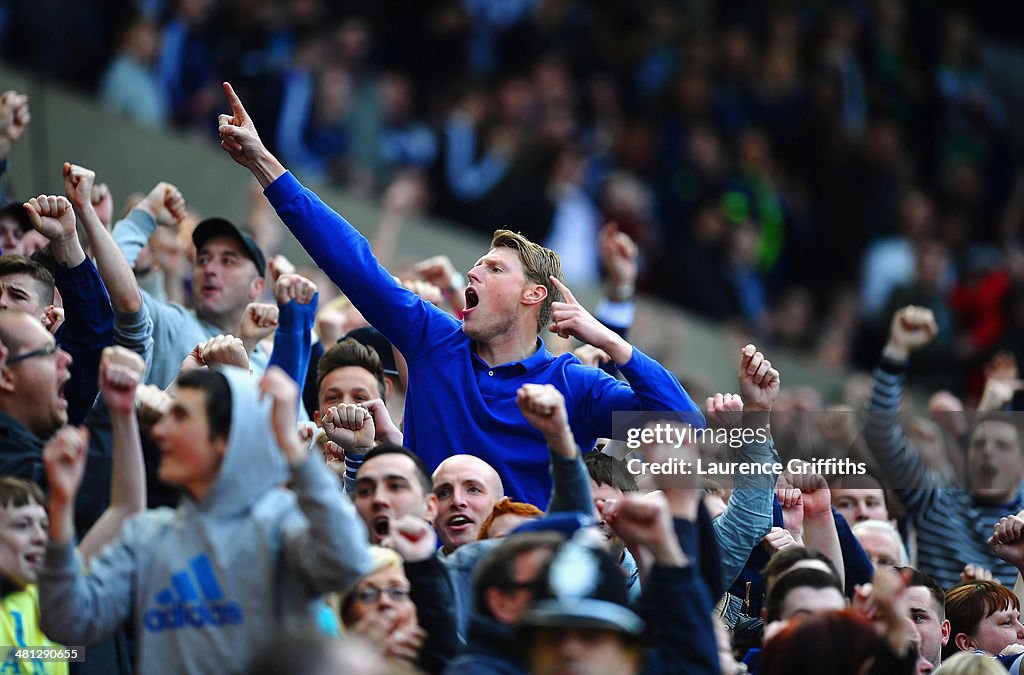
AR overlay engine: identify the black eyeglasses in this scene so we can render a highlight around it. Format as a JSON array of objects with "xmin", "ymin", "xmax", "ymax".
[
  {"xmin": 349, "ymin": 587, "xmax": 412, "ymax": 604},
  {"xmin": 7, "ymin": 343, "xmax": 58, "ymax": 365},
  {"xmin": 497, "ymin": 579, "xmax": 540, "ymax": 593}
]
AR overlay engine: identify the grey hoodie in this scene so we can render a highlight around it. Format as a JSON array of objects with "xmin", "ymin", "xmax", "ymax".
[{"xmin": 38, "ymin": 367, "xmax": 370, "ymax": 674}]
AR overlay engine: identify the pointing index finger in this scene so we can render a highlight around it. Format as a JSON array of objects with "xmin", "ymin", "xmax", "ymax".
[
  {"xmin": 548, "ymin": 275, "xmax": 577, "ymax": 305},
  {"xmin": 222, "ymin": 82, "xmax": 248, "ymax": 122}
]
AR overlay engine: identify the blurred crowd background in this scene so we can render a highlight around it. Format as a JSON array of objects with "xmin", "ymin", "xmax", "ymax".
[{"xmin": 3, "ymin": 0, "xmax": 1024, "ymax": 401}]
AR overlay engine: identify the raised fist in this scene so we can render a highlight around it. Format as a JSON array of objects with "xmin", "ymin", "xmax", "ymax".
[
  {"xmin": 23, "ymin": 194, "xmax": 76, "ymax": 242},
  {"xmin": 274, "ymin": 273, "xmax": 317, "ymax": 306},
  {"xmin": 99, "ymin": 346, "xmax": 145, "ymax": 416},
  {"xmin": 886, "ymin": 306, "xmax": 938, "ymax": 356},
  {"xmin": 201, "ymin": 334, "xmax": 249, "ymax": 369},
  {"xmin": 516, "ymin": 383, "xmax": 570, "ymax": 441},
  {"xmin": 738, "ymin": 345, "xmax": 780, "ymax": 414},
  {"xmin": 240, "ymin": 303, "xmax": 279, "ymax": 342},
  {"xmin": 62, "ymin": 162, "xmax": 97, "ymax": 215},
  {"xmin": 138, "ymin": 182, "xmax": 187, "ymax": 228}
]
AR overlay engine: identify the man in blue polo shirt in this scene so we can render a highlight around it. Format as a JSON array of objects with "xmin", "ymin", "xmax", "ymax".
[{"xmin": 216, "ymin": 81, "xmax": 702, "ymax": 508}]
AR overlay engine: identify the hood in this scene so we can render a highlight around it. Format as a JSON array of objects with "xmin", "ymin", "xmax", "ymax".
[{"xmin": 195, "ymin": 366, "xmax": 289, "ymax": 515}]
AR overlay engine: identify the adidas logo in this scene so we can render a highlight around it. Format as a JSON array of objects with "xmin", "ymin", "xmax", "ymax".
[{"xmin": 143, "ymin": 554, "xmax": 244, "ymax": 633}]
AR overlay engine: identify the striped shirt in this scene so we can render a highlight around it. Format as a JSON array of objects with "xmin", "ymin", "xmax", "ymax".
[{"xmin": 864, "ymin": 359, "xmax": 1023, "ymax": 590}]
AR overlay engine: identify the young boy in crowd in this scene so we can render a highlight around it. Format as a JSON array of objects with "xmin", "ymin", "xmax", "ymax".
[{"xmin": 36, "ymin": 366, "xmax": 371, "ymax": 675}]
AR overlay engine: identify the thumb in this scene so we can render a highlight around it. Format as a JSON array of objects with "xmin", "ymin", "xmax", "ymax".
[{"xmin": 22, "ymin": 202, "xmax": 41, "ymax": 229}]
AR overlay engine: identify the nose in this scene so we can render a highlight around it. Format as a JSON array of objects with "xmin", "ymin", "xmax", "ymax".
[
  {"xmin": 151, "ymin": 416, "xmax": 168, "ymax": 443},
  {"xmin": 377, "ymin": 591, "xmax": 395, "ymax": 611},
  {"xmin": 452, "ymin": 487, "xmax": 468, "ymax": 508},
  {"xmin": 467, "ymin": 266, "xmax": 481, "ymax": 284},
  {"xmin": 58, "ymin": 347, "xmax": 73, "ymax": 369},
  {"xmin": 372, "ymin": 484, "xmax": 390, "ymax": 508},
  {"xmin": 30, "ymin": 521, "xmax": 46, "ymax": 544},
  {"xmin": 558, "ymin": 631, "xmax": 588, "ymax": 660}
]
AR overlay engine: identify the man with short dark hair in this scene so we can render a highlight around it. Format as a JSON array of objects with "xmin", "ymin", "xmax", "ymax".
[
  {"xmin": 38, "ymin": 367, "xmax": 371, "ymax": 675},
  {"xmin": 899, "ymin": 566, "xmax": 949, "ymax": 672},
  {"xmin": 763, "ymin": 567, "xmax": 847, "ymax": 624},
  {"xmin": 315, "ymin": 339, "xmax": 403, "ymax": 494},
  {"xmin": 316, "ymin": 338, "xmax": 387, "ymax": 405},
  {"xmin": 344, "ymin": 326, "xmax": 407, "ymax": 426},
  {"xmin": 217, "ymin": 82, "xmax": 703, "ymax": 509},
  {"xmin": 583, "ymin": 451, "xmax": 641, "ymax": 600},
  {"xmin": 353, "ymin": 444, "xmax": 437, "ymax": 545},
  {"xmin": 0, "ymin": 254, "xmax": 54, "ymax": 312}
]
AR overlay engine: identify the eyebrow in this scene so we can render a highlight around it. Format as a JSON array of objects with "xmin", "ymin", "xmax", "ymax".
[{"xmin": 357, "ymin": 474, "xmax": 410, "ymax": 485}]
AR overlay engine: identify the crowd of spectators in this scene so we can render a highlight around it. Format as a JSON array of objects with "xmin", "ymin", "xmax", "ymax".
[
  {"xmin": 0, "ymin": 2, "xmax": 1022, "ymax": 675},
  {"xmin": 3, "ymin": 0, "xmax": 1024, "ymax": 398}
]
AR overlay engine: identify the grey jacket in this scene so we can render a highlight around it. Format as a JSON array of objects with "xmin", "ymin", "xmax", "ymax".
[
  {"xmin": 112, "ymin": 209, "xmax": 268, "ymax": 388},
  {"xmin": 38, "ymin": 367, "xmax": 370, "ymax": 674}
]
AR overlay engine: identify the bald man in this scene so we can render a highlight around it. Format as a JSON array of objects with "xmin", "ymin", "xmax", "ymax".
[{"xmin": 432, "ymin": 455, "xmax": 504, "ymax": 554}]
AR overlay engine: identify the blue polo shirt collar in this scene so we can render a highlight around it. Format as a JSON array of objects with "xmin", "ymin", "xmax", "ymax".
[{"xmin": 471, "ymin": 338, "xmax": 554, "ymax": 375}]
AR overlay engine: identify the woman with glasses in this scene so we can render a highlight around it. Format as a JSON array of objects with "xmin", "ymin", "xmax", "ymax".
[{"xmin": 338, "ymin": 517, "xmax": 459, "ymax": 674}]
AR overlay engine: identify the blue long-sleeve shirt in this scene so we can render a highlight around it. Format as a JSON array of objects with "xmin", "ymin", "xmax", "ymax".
[
  {"xmin": 268, "ymin": 293, "xmax": 318, "ymax": 388},
  {"xmin": 54, "ymin": 258, "xmax": 114, "ymax": 424},
  {"xmin": 264, "ymin": 171, "xmax": 703, "ymax": 509}
]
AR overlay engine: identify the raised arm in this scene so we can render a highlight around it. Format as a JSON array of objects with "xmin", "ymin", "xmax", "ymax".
[
  {"xmin": 216, "ymin": 82, "xmax": 458, "ymax": 353},
  {"xmin": 706, "ymin": 345, "xmax": 781, "ymax": 587},
  {"xmin": 261, "ymin": 367, "xmax": 371, "ymax": 590},
  {"xmin": 111, "ymin": 181, "xmax": 187, "ymax": 270},
  {"xmin": 863, "ymin": 306, "xmax": 945, "ymax": 515},
  {"xmin": 65, "ymin": 163, "xmax": 156, "ymax": 314},
  {"xmin": 77, "ymin": 347, "xmax": 147, "ymax": 561},
  {"xmin": 217, "ymin": 81, "xmax": 287, "ymax": 188},
  {"xmin": 603, "ymin": 493, "xmax": 719, "ymax": 674},
  {"xmin": 39, "ymin": 425, "xmax": 135, "ymax": 645},
  {"xmin": 383, "ymin": 515, "xmax": 459, "ymax": 674},
  {"xmin": 24, "ymin": 194, "xmax": 112, "ymax": 422},
  {"xmin": 787, "ymin": 464, "xmax": 845, "ymax": 589},
  {"xmin": 266, "ymin": 272, "xmax": 318, "ymax": 386},
  {"xmin": 516, "ymin": 383, "xmax": 593, "ymax": 513}
]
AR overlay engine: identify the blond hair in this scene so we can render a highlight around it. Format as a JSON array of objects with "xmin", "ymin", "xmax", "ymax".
[{"xmin": 490, "ymin": 230, "xmax": 563, "ymax": 333}]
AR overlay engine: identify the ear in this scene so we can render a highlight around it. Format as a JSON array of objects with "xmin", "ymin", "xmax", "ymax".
[
  {"xmin": 953, "ymin": 632, "xmax": 974, "ymax": 652},
  {"xmin": 0, "ymin": 364, "xmax": 15, "ymax": 394},
  {"xmin": 521, "ymin": 283, "xmax": 547, "ymax": 307},
  {"xmin": 384, "ymin": 376, "xmax": 395, "ymax": 399},
  {"xmin": 213, "ymin": 435, "xmax": 229, "ymax": 463},
  {"xmin": 424, "ymin": 493, "xmax": 439, "ymax": 523},
  {"xmin": 249, "ymin": 276, "xmax": 266, "ymax": 301},
  {"xmin": 941, "ymin": 619, "xmax": 950, "ymax": 646}
]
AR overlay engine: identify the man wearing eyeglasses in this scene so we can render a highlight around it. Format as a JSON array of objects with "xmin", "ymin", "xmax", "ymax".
[{"xmin": 0, "ymin": 311, "xmax": 73, "ymax": 478}]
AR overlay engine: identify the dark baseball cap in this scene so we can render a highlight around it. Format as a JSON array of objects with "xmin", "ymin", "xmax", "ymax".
[
  {"xmin": 343, "ymin": 326, "xmax": 398, "ymax": 376},
  {"xmin": 192, "ymin": 217, "xmax": 267, "ymax": 278},
  {"xmin": 521, "ymin": 534, "xmax": 645, "ymax": 636}
]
